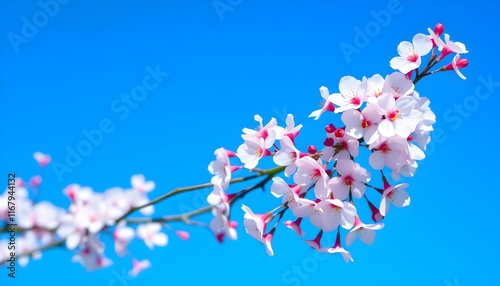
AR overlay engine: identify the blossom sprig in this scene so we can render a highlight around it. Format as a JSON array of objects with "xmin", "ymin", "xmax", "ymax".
[
  {"xmin": 0, "ymin": 23, "xmax": 469, "ymax": 274},
  {"xmin": 0, "ymin": 153, "xmax": 285, "ymax": 276},
  {"xmin": 227, "ymin": 23, "xmax": 468, "ymax": 261}
]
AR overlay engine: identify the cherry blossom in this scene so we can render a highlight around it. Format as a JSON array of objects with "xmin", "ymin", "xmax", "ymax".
[
  {"xmin": 128, "ymin": 259, "xmax": 152, "ymax": 277},
  {"xmin": 208, "ymin": 147, "xmax": 234, "ymax": 190},
  {"xmin": 328, "ymin": 159, "xmax": 371, "ymax": 200},
  {"xmin": 270, "ymin": 177, "xmax": 301, "ymax": 209},
  {"xmin": 329, "ymin": 76, "xmax": 367, "ymax": 113},
  {"xmin": 321, "ymin": 131, "xmax": 359, "ymax": 162},
  {"xmin": 29, "ymin": 175, "xmax": 42, "ymax": 188},
  {"xmin": 137, "ymin": 223, "xmax": 168, "ymax": 249},
  {"xmin": 304, "ymin": 230, "xmax": 323, "ymax": 250},
  {"xmin": 365, "ymin": 74, "xmax": 385, "ymax": 102},
  {"xmin": 391, "ymin": 159, "xmax": 418, "ymax": 181},
  {"xmin": 382, "ymin": 72, "xmax": 414, "ymax": 98},
  {"xmin": 341, "ymin": 103, "xmax": 381, "ymax": 144},
  {"xmin": 18, "ymin": 201, "xmax": 63, "ymax": 230},
  {"xmin": 33, "ymin": 151, "xmax": 52, "ymax": 168},
  {"xmin": 427, "ymin": 27, "xmax": 468, "ymax": 55},
  {"xmin": 445, "ymin": 54, "xmax": 468, "ymax": 80},
  {"xmin": 237, "ymin": 137, "xmax": 271, "ymax": 169},
  {"xmin": 284, "ymin": 217, "xmax": 304, "ymax": 237},
  {"xmin": 293, "ymin": 156, "xmax": 330, "ymax": 199},
  {"xmin": 241, "ymin": 204, "xmax": 270, "ymax": 241},
  {"xmin": 369, "ymin": 136, "xmax": 410, "ymax": 170},
  {"xmin": 207, "ymin": 184, "xmax": 230, "ymax": 207},
  {"xmin": 366, "ymin": 199, "xmax": 384, "ymax": 223},
  {"xmin": 273, "ymin": 136, "xmax": 304, "ymax": 177},
  {"xmin": 0, "ymin": 24, "xmax": 471, "ymax": 274},
  {"xmin": 242, "ymin": 114, "xmax": 280, "ymax": 148},
  {"xmin": 71, "ymin": 236, "xmax": 112, "ymax": 271},
  {"xmin": 209, "ymin": 206, "xmax": 238, "ymax": 243},
  {"xmin": 412, "ymin": 91, "xmax": 436, "ymax": 150},
  {"xmin": 113, "ymin": 222, "xmax": 135, "ymax": 257},
  {"xmin": 282, "ymin": 114, "xmax": 303, "ymax": 142},
  {"xmin": 325, "ymin": 232, "xmax": 354, "ymax": 263},
  {"xmin": 309, "ymin": 86, "xmax": 335, "ymax": 120},
  {"xmin": 130, "ymin": 174, "xmax": 156, "ymax": 216},
  {"xmin": 390, "ymin": 33, "xmax": 432, "ymax": 74},
  {"xmin": 131, "ymin": 174, "xmax": 155, "ymax": 193},
  {"xmin": 262, "ymin": 231, "xmax": 275, "ymax": 256},
  {"xmin": 345, "ymin": 216, "xmax": 384, "ymax": 246},
  {"xmin": 376, "ymin": 93, "xmax": 422, "ymax": 139},
  {"xmin": 300, "ymin": 199, "xmax": 357, "ymax": 232},
  {"xmin": 379, "ymin": 180, "xmax": 411, "ymax": 216}
]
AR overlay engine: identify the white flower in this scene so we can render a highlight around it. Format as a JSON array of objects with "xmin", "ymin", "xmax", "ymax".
[
  {"xmin": 137, "ymin": 223, "xmax": 168, "ymax": 249},
  {"xmin": 346, "ymin": 216, "xmax": 384, "ymax": 246},
  {"xmin": 309, "ymin": 86, "xmax": 336, "ymax": 120},
  {"xmin": 128, "ymin": 259, "xmax": 151, "ymax": 277},
  {"xmin": 113, "ymin": 221, "xmax": 135, "ymax": 257},
  {"xmin": 379, "ymin": 183, "xmax": 411, "ymax": 216},
  {"xmin": 390, "ymin": 33, "xmax": 432, "ymax": 74},
  {"xmin": 376, "ymin": 93, "xmax": 422, "ymax": 138},
  {"xmin": 328, "ymin": 76, "xmax": 367, "ymax": 113},
  {"xmin": 328, "ymin": 159, "xmax": 371, "ymax": 200},
  {"xmin": 237, "ymin": 137, "xmax": 270, "ymax": 169}
]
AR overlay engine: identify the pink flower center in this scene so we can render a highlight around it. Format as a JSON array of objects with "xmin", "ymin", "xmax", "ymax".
[
  {"xmin": 344, "ymin": 176, "xmax": 353, "ymax": 187},
  {"xmin": 312, "ymin": 169, "xmax": 321, "ymax": 179},
  {"xmin": 350, "ymin": 96, "xmax": 361, "ymax": 105},
  {"xmin": 380, "ymin": 143, "xmax": 391, "ymax": 154},
  {"xmin": 255, "ymin": 148, "xmax": 263, "ymax": 156},
  {"xmin": 407, "ymin": 52, "xmax": 419, "ymax": 63},
  {"xmin": 388, "ymin": 110, "xmax": 399, "ymax": 121},
  {"xmin": 258, "ymin": 129, "xmax": 269, "ymax": 139}
]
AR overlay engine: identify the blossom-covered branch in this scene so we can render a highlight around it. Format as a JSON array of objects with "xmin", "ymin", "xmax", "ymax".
[{"xmin": 0, "ymin": 23, "xmax": 469, "ymax": 277}]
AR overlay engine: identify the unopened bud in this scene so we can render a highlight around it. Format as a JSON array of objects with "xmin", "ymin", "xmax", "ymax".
[
  {"xmin": 434, "ymin": 23, "xmax": 444, "ymax": 37},
  {"xmin": 308, "ymin": 145, "xmax": 317, "ymax": 154}
]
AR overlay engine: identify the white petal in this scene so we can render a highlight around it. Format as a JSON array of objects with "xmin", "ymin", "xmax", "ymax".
[
  {"xmin": 396, "ymin": 41, "xmax": 413, "ymax": 57},
  {"xmin": 270, "ymin": 177, "xmax": 288, "ymax": 198},
  {"xmin": 379, "ymin": 197, "xmax": 390, "ymax": 216},
  {"xmin": 153, "ymin": 233, "xmax": 168, "ymax": 247},
  {"xmin": 412, "ymin": 33, "xmax": 432, "ymax": 56},
  {"xmin": 358, "ymin": 229, "xmax": 376, "ymax": 245},
  {"xmin": 319, "ymin": 86, "xmax": 330, "ymax": 99},
  {"xmin": 391, "ymin": 189, "xmax": 411, "ymax": 208},
  {"xmin": 66, "ymin": 233, "xmax": 81, "ymax": 250},
  {"xmin": 369, "ymin": 152, "xmax": 385, "ymax": 170},
  {"xmin": 378, "ymin": 120, "xmax": 395, "ymax": 137},
  {"xmin": 345, "ymin": 231, "xmax": 357, "ymax": 246}
]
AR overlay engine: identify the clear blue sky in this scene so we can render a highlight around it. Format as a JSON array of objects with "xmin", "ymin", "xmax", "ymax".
[{"xmin": 1, "ymin": 1, "xmax": 499, "ymax": 285}]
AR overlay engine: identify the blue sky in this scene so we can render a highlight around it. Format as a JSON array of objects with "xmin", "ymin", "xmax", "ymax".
[{"xmin": 1, "ymin": 0, "xmax": 499, "ymax": 285}]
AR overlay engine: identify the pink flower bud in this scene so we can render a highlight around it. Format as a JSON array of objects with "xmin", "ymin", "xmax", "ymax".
[
  {"xmin": 175, "ymin": 230, "xmax": 190, "ymax": 240},
  {"xmin": 334, "ymin": 128, "xmax": 344, "ymax": 139},
  {"xmin": 323, "ymin": 137, "xmax": 334, "ymax": 147},
  {"xmin": 325, "ymin": 124, "xmax": 336, "ymax": 133},
  {"xmin": 307, "ymin": 145, "xmax": 317, "ymax": 154},
  {"xmin": 30, "ymin": 175, "xmax": 42, "ymax": 187},
  {"xmin": 444, "ymin": 58, "xmax": 469, "ymax": 70},
  {"xmin": 434, "ymin": 23, "xmax": 444, "ymax": 37}
]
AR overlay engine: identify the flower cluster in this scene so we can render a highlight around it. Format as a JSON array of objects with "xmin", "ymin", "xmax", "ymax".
[
  {"xmin": 0, "ymin": 153, "xmax": 186, "ymax": 276},
  {"xmin": 205, "ymin": 23, "xmax": 468, "ymax": 261},
  {"xmin": 0, "ymin": 23, "xmax": 468, "ymax": 275}
]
